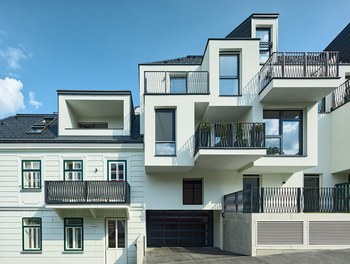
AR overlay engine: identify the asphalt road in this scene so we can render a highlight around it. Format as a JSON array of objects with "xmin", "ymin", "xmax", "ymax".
[{"xmin": 144, "ymin": 247, "xmax": 350, "ymax": 264}]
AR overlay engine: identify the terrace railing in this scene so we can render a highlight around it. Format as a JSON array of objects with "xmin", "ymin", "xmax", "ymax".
[
  {"xmin": 331, "ymin": 79, "xmax": 350, "ymax": 111},
  {"xmin": 144, "ymin": 71, "xmax": 209, "ymax": 94},
  {"xmin": 224, "ymin": 186, "xmax": 350, "ymax": 214},
  {"xmin": 45, "ymin": 181, "xmax": 130, "ymax": 204},
  {"xmin": 260, "ymin": 51, "xmax": 339, "ymax": 92},
  {"xmin": 194, "ymin": 122, "xmax": 265, "ymax": 154}
]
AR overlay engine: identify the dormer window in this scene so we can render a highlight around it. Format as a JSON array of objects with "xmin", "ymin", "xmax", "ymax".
[
  {"xmin": 26, "ymin": 126, "xmax": 46, "ymax": 134},
  {"xmin": 256, "ymin": 28, "xmax": 272, "ymax": 64},
  {"xmin": 78, "ymin": 122, "xmax": 108, "ymax": 129}
]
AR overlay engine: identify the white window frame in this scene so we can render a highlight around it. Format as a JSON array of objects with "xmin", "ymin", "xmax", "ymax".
[{"xmin": 108, "ymin": 160, "xmax": 126, "ymax": 181}]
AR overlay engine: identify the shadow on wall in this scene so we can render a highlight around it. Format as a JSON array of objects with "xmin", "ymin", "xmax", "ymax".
[
  {"xmin": 172, "ymin": 134, "xmax": 194, "ymax": 166},
  {"xmin": 239, "ymin": 73, "xmax": 260, "ymax": 106}
]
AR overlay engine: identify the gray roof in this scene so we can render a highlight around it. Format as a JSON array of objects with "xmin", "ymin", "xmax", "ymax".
[
  {"xmin": 0, "ymin": 114, "xmax": 142, "ymax": 144},
  {"xmin": 143, "ymin": 55, "xmax": 203, "ymax": 65},
  {"xmin": 325, "ymin": 23, "xmax": 350, "ymax": 63}
]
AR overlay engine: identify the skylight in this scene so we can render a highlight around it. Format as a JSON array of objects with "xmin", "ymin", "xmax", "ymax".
[
  {"xmin": 26, "ymin": 116, "xmax": 56, "ymax": 134},
  {"xmin": 26, "ymin": 126, "xmax": 46, "ymax": 134}
]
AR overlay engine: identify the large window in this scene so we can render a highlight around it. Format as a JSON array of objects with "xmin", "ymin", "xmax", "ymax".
[
  {"xmin": 108, "ymin": 160, "xmax": 126, "ymax": 181},
  {"xmin": 263, "ymin": 110, "xmax": 303, "ymax": 155},
  {"xmin": 183, "ymin": 179, "xmax": 203, "ymax": 205},
  {"xmin": 64, "ymin": 218, "xmax": 83, "ymax": 251},
  {"xmin": 219, "ymin": 53, "xmax": 240, "ymax": 95},
  {"xmin": 22, "ymin": 160, "xmax": 41, "ymax": 189},
  {"xmin": 64, "ymin": 160, "xmax": 83, "ymax": 181},
  {"xmin": 22, "ymin": 218, "xmax": 42, "ymax": 251},
  {"xmin": 256, "ymin": 28, "xmax": 271, "ymax": 64},
  {"xmin": 107, "ymin": 219, "xmax": 126, "ymax": 249},
  {"xmin": 155, "ymin": 109, "xmax": 176, "ymax": 156}
]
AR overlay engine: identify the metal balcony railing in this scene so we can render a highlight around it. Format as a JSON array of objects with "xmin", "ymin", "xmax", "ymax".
[
  {"xmin": 260, "ymin": 51, "xmax": 339, "ymax": 92},
  {"xmin": 224, "ymin": 183, "xmax": 350, "ymax": 214},
  {"xmin": 144, "ymin": 71, "xmax": 209, "ymax": 94},
  {"xmin": 45, "ymin": 181, "xmax": 130, "ymax": 204},
  {"xmin": 331, "ymin": 79, "xmax": 350, "ymax": 111},
  {"xmin": 194, "ymin": 122, "xmax": 265, "ymax": 154}
]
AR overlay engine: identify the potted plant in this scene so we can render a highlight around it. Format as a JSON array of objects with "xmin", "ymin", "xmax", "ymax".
[{"xmin": 199, "ymin": 121, "xmax": 211, "ymax": 147}]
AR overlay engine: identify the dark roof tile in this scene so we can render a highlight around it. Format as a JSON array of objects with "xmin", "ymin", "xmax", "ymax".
[{"xmin": 143, "ymin": 55, "xmax": 203, "ymax": 65}]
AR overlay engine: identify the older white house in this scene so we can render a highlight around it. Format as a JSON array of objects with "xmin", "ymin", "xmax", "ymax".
[{"xmin": 0, "ymin": 13, "xmax": 350, "ymax": 264}]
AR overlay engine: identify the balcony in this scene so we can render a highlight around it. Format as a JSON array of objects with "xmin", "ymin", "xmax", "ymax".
[
  {"xmin": 144, "ymin": 71, "xmax": 209, "ymax": 94},
  {"xmin": 259, "ymin": 51, "xmax": 340, "ymax": 102},
  {"xmin": 224, "ymin": 183, "xmax": 350, "ymax": 214},
  {"xmin": 331, "ymin": 79, "xmax": 350, "ymax": 111},
  {"xmin": 45, "ymin": 181, "xmax": 130, "ymax": 205},
  {"xmin": 194, "ymin": 122, "xmax": 266, "ymax": 171}
]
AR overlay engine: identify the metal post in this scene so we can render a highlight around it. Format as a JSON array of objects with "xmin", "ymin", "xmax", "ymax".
[
  {"xmin": 303, "ymin": 53, "xmax": 307, "ymax": 77},
  {"xmin": 325, "ymin": 52, "xmax": 329, "ymax": 77},
  {"xmin": 260, "ymin": 188, "xmax": 264, "ymax": 213},
  {"xmin": 281, "ymin": 52, "xmax": 285, "ymax": 77},
  {"xmin": 297, "ymin": 188, "xmax": 301, "ymax": 213}
]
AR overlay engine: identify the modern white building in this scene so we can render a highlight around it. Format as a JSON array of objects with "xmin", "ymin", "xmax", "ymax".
[
  {"xmin": 0, "ymin": 13, "xmax": 350, "ymax": 263},
  {"xmin": 139, "ymin": 13, "xmax": 350, "ymax": 256}
]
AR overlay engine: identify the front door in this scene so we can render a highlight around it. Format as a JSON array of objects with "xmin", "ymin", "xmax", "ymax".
[
  {"xmin": 106, "ymin": 218, "xmax": 127, "ymax": 264},
  {"xmin": 243, "ymin": 175, "xmax": 260, "ymax": 212},
  {"xmin": 304, "ymin": 174, "xmax": 320, "ymax": 212}
]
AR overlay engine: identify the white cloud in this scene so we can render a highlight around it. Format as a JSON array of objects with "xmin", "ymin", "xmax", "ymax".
[
  {"xmin": 29, "ymin": 91, "xmax": 42, "ymax": 109},
  {"xmin": 0, "ymin": 47, "xmax": 27, "ymax": 69},
  {"xmin": 0, "ymin": 77, "xmax": 25, "ymax": 118}
]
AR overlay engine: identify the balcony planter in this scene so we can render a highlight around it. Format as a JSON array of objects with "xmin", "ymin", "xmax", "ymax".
[
  {"xmin": 199, "ymin": 122, "xmax": 211, "ymax": 147},
  {"xmin": 233, "ymin": 123, "xmax": 247, "ymax": 147},
  {"xmin": 250, "ymin": 123, "xmax": 264, "ymax": 148}
]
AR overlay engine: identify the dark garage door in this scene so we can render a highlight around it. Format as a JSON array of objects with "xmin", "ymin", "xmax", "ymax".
[{"xmin": 146, "ymin": 210, "xmax": 213, "ymax": 247}]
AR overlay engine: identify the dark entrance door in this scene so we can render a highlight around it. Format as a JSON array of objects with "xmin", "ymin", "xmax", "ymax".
[
  {"xmin": 146, "ymin": 210, "xmax": 213, "ymax": 247},
  {"xmin": 304, "ymin": 175, "xmax": 320, "ymax": 212},
  {"xmin": 243, "ymin": 175, "xmax": 260, "ymax": 212}
]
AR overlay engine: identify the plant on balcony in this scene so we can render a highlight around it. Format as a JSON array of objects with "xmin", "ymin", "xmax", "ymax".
[
  {"xmin": 217, "ymin": 122, "xmax": 231, "ymax": 147},
  {"xmin": 234, "ymin": 122, "xmax": 247, "ymax": 147},
  {"xmin": 251, "ymin": 123, "xmax": 264, "ymax": 147},
  {"xmin": 199, "ymin": 121, "xmax": 211, "ymax": 147}
]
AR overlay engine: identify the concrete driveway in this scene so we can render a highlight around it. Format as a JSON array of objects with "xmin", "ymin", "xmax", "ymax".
[{"xmin": 144, "ymin": 247, "xmax": 350, "ymax": 264}]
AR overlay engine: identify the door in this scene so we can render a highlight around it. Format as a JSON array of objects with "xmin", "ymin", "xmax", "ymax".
[
  {"xmin": 304, "ymin": 175, "xmax": 320, "ymax": 212},
  {"xmin": 243, "ymin": 175, "xmax": 260, "ymax": 212},
  {"xmin": 106, "ymin": 218, "xmax": 127, "ymax": 264}
]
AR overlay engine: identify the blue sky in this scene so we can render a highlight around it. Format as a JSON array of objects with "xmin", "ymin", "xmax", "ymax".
[{"xmin": 0, "ymin": 0, "xmax": 349, "ymax": 118}]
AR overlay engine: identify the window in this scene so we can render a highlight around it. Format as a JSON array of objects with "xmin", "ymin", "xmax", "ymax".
[
  {"xmin": 318, "ymin": 97, "xmax": 326, "ymax": 113},
  {"xmin": 107, "ymin": 219, "xmax": 126, "ymax": 249},
  {"xmin": 256, "ymin": 28, "xmax": 271, "ymax": 64},
  {"xmin": 64, "ymin": 160, "xmax": 83, "ymax": 181},
  {"xmin": 183, "ymin": 179, "xmax": 202, "ymax": 205},
  {"xmin": 26, "ymin": 126, "xmax": 45, "ymax": 134},
  {"xmin": 22, "ymin": 160, "xmax": 41, "ymax": 189},
  {"xmin": 155, "ymin": 109, "xmax": 176, "ymax": 155},
  {"xmin": 170, "ymin": 72, "xmax": 187, "ymax": 93},
  {"xmin": 78, "ymin": 122, "xmax": 108, "ymax": 129},
  {"xmin": 22, "ymin": 218, "xmax": 42, "ymax": 251},
  {"xmin": 108, "ymin": 160, "xmax": 126, "ymax": 181},
  {"xmin": 263, "ymin": 110, "xmax": 303, "ymax": 155},
  {"xmin": 64, "ymin": 218, "xmax": 83, "ymax": 251},
  {"xmin": 219, "ymin": 53, "xmax": 239, "ymax": 95}
]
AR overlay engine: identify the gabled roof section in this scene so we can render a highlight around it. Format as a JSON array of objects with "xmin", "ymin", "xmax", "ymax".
[
  {"xmin": 226, "ymin": 13, "xmax": 279, "ymax": 39},
  {"xmin": 324, "ymin": 23, "xmax": 350, "ymax": 63},
  {"xmin": 0, "ymin": 113, "xmax": 142, "ymax": 143},
  {"xmin": 143, "ymin": 55, "xmax": 203, "ymax": 65}
]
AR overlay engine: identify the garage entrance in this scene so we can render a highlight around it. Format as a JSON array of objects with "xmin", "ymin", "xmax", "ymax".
[{"xmin": 146, "ymin": 210, "xmax": 213, "ymax": 247}]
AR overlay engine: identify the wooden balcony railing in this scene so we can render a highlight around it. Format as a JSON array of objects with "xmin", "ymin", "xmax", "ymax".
[
  {"xmin": 144, "ymin": 71, "xmax": 209, "ymax": 94},
  {"xmin": 194, "ymin": 122, "xmax": 265, "ymax": 155},
  {"xmin": 45, "ymin": 181, "xmax": 130, "ymax": 204},
  {"xmin": 331, "ymin": 79, "xmax": 350, "ymax": 111},
  {"xmin": 260, "ymin": 51, "xmax": 339, "ymax": 92},
  {"xmin": 224, "ymin": 183, "xmax": 350, "ymax": 214}
]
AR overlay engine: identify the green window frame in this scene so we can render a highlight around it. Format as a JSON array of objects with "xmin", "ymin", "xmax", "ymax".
[
  {"xmin": 107, "ymin": 160, "xmax": 127, "ymax": 181},
  {"xmin": 64, "ymin": 218, "xmax": 83, "ymax": 251},
  {"xmin": 64, "ymin": 160, "xmax": 83, "ymax": 181},
  {"xmin": 22, "ymin": 218, "xmax": 42, "ymax": 251},
  {"xmin": 22, "ymin": 160, "xmax": 41, "ymax": 190}
]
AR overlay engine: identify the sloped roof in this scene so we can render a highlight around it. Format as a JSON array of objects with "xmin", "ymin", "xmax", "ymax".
[
  {"xmin": 325, "ymin": 23, "xmax": 350, "ymax": 63},
  {"xmin": 0, "ymin": 114, "xmax": 142, "ymax": 143},
  {"xmin": 143, "ymin": 55, "xmax": 203, "ymax": 65}
]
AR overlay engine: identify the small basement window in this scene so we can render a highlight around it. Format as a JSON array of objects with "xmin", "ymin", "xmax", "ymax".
[{"xmin": 78, "ymin": 122, "xmax": 108, "ymax": 129}]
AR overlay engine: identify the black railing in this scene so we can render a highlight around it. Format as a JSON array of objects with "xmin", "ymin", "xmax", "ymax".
[
  {"xmin": 224, "ymin": 186, "xmax": 350, "ymax": 214},
  {"xmin": 331, "ymin": 79, "xmax": 350, "ymax": 111},
  {"xmin": 260, "ymin": 51, "xmax": 339, "ymax": 92},
  {"xmin": 144, "ymin": 71, "xmax": 209, "ymax": 94},
  {"xmin": 45, "ymin": 181, "xmax": 130, "ymax": 204},
  {"xmin": 194, "ymin": 122, "xmax": 265, "ymax": 154}
]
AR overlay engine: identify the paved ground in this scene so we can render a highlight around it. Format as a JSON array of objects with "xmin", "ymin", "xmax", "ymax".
[{"xmin": 144, "ymin": 247, "xmax": 350, "ymax": 264}]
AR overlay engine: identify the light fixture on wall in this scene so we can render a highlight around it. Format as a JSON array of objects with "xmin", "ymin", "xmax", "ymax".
[
  {"xmin": 94, "ymin": 168, "xmax": 98, "ymax": 173},
  {"xmin": 282, "ymin": 180, "xmax": 286, "ymax": 184}
]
